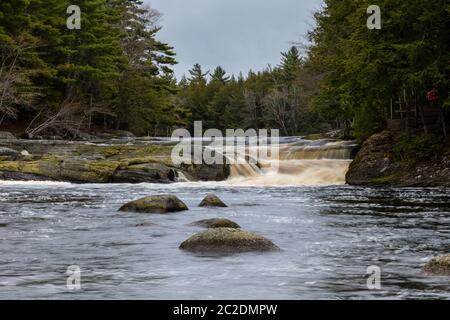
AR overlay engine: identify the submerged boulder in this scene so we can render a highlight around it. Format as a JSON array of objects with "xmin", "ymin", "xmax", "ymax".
[
  {"xmin": 422, "ymin": 254, "xmax": 450, "ymax": 276},
  {"xmin": 199, "ymin": 194, "xmax": 228, "ymax": 208},
  {"xmin": 136, "ymin": 222, "xmax": 157, "ymax": 227},
  {"xmin": 190, "ymin": 218, "xmax": 240, "ymax": 229},
  {"xmin": 180, "ymin": 228, "xmax": 280, "ymax": 253},
  {"xmin": 119, "ymin": 195, "xmax": 188, "ymax": 214}
]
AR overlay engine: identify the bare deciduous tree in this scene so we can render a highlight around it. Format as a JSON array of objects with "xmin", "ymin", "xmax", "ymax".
[
  {"xmin": 0, "ymin": 39, "xmax": 40, "ymax": 125},
  {"xmin": 25, "ymin": 91, "xmax": 86, "ymax": 138},
  {"xmin": 263, "ymin": 85, "xmax": 304, "ymax": 136}
]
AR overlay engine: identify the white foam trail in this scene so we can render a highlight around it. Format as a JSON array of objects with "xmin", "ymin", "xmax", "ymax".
[
  {"xmin": 175, "ymin": 171, "xmax": 190, "ymax": 182},
  {"xmin": 0, "ymin": 180, "xmax": 72, "ymax": 187}
]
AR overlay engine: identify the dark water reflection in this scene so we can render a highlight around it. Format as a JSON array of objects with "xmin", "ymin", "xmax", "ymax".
[{"xmin": 0, "ymin": 182, "xmax": 449, "ymax": 299}]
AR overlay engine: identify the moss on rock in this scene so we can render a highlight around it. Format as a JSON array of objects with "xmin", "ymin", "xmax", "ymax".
[
  {"xmin": 0, "ymin": 156, "xmax": 63, "ymax": 180},
  {"xmin": 422, "ymin": 254, "xmax": 450, "ymax": 276},
  {"xmin": 347, "ymin": 130, "xmax": 450, "ymax": 187},
  {"xmin": 119, "ymin": 194, "xmax": 188, "ymax": 214},
  {"xmin": 199, "ymin": 194, "xmax": 228, "ymax": 207},
  {"xmin": 0, "ymin": 140, "xmax": 230, "ymax": 183},
  {"xmin": 180, "ymin": 228, "xmax": 280, "ymax": 253},
  {"xmin": 190, "ymin": 218, "xmax": 240, "ymax": 229},
  {"xmin": 60, "ymin": 158, "xmax": 120, "ymax": 183}
]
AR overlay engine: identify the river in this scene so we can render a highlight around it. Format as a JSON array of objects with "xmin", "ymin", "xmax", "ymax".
[{"xmin": 0, "ymin": 138, "xmax": 449, "ymax": 299}]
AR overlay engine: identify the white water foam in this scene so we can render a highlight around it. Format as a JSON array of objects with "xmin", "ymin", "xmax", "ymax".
[{"xmin": 227, "ymin": 139, "xmax": 355, "ymax": 186}]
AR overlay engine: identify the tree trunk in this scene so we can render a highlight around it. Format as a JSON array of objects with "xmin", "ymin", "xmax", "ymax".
[
  {"xmin": 404, "ymin": 88, "xmax": 411, "ymax": 133},
  {"xmin": 439, "ymin": 107, "xmax": 447, "ymax": 138},
  {"xmin": 418, "ymin": 104, "xmax": 428, "ymax": 134}
]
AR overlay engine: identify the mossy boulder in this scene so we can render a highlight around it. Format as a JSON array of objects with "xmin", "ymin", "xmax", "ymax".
[
  {"xmin": 199, "ymin": 194, "xmax": 228, "ymax": 207},
  {"xmin": 119, "ymin": 195, "xmax": 188, "ymax": 214},
  {"xmin": 422, "ymin": 254, "xmax": 450, "ymax": 276},
  {"xmin": 190, "ymin": 218, "xmax": 240, "ymax": 229},
  {"xmin": 180, "ymin": 228, "xmax": 280, "ymax": 253}
]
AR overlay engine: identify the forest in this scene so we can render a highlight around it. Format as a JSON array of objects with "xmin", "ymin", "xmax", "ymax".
[{"xmin": 0, "ymin": 0, "xmax": 449, "ymax": 141}]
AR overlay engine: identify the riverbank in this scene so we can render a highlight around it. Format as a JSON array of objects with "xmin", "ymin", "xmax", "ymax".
[
  {"xmin": 0, "ymin": 134, "xmax": 229, "ymax": 183},
  {"xmin": 0, "ymin": 131, "xmax": 357, "ymax": 186},
  {"xmin": 2, "ymin": 129, "xmax": 450, "ymax": 187},
  {"xmin": 346, "ymin": 130, "xmax": 450, "ymax": 187}
]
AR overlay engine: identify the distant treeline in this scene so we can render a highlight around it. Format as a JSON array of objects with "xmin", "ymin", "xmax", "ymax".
[{"xmin": 0, "ymin": 0, "xmax": 449, "ymax": 140}]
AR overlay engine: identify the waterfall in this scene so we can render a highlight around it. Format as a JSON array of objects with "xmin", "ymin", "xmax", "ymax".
[{"xmin": 227, "ymin": 139, "xmax": 357, "ymax": 186}]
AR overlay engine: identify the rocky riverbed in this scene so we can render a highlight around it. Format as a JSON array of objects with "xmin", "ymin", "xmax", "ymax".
[
  {"xmin": 0, "ymin": 133, "xmax": 229, "ymax": 183},
  {"xmin": 2, "ymin": 129, "xmax": 450, "ymax": 187}
]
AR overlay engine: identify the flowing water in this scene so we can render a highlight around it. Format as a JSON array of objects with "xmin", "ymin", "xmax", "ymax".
[
  {"xmin": 0, "ymin": 139, "xmax": 449, "ymax": 299},
  {"xmin": 227, "ymin": 138, "xmax": 354, "ymax": 186}
]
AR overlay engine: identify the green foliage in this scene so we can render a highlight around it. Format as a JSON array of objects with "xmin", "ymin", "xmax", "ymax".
[
  {"xmin": 277, "ymin": 46, "xmax": 302, "ymax": 84},
  {"xmin": 309, "ymin": 0, "xmax": 450, "ymax": 140},
  {"xmin": 394, "ymin": 133, "xmax": 442, "ymax": 161},
  {"xmin": 0, "ymin": 0, "xmax": 183, "ymax": 136},
  {"xmin": 176, "ymin": 46, "xmax": 325, "ymax": 135},
  {"xmin": 3, "ymin": 0, "xmax": 448, "ymax": 140}
]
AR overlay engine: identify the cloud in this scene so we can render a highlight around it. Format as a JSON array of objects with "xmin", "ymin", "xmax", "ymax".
[{"xmin": 146, "ymin": 0, "xmax": 323, "ymax": 79}]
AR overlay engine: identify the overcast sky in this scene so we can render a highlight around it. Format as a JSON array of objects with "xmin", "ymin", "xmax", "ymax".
[{"xmin": 146, "ymin": 0, "xmax": 323, "ymax": 80}]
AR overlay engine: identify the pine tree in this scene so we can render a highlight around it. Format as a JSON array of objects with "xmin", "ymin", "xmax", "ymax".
[
  {"xmin": 188, "ymin": 63, "xmax": 208, "ymax": 84},
  {"xmin": 210, "ymin": 66, "xmax": 230, "ymax": 83},
  {"xmin": 277, "ymin": 46, "xmax": 302, "ymax": 84}
]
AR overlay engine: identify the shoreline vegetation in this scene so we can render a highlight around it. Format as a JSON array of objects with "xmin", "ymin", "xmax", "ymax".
[
  {"xmin": 0, "ymin": 128, "xmax": 449, "ymax": 187},
  {"xmin": 0, "ymin": 0, "xmax": 449, "ymax": 187}
]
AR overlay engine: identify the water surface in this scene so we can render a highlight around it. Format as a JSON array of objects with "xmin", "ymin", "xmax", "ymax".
[{"xmin": 0, "ymin": 181, "xmax": 449, "ymax": 299}]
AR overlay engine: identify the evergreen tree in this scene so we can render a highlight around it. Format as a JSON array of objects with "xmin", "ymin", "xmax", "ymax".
[
  {"xmin": 210, "ymin": 66, "xmax": 230, "ymax": 83},
  {"xmin": 188, "ymin": 63, "xmax": 208, "ymax": 84},
  {"xmin": 277, "ymin": 46, "xmax": 302, "ymax": 84}
]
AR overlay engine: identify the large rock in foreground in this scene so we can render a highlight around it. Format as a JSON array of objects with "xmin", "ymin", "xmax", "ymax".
[
  {"xmin": 119, "ymin": 195, "xmax": 188, "ymax": 214},
  {"xmin": 199, "ymin": 194, "xmax": 228, "ymax": 207},
  {"xmin": 422, "ymin": 254, "xmax": 450, "ymax": 276},
  {"xmin": 190, "ymin": 218, "xmax": 240, "ymax": 229},
  {"xmin": 180, "ymin": 228, "xmax": 280, "ymax": 253},
  {"xmin": 346, "ymin": 131, "xmax": 398, "ymax": 185}
]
